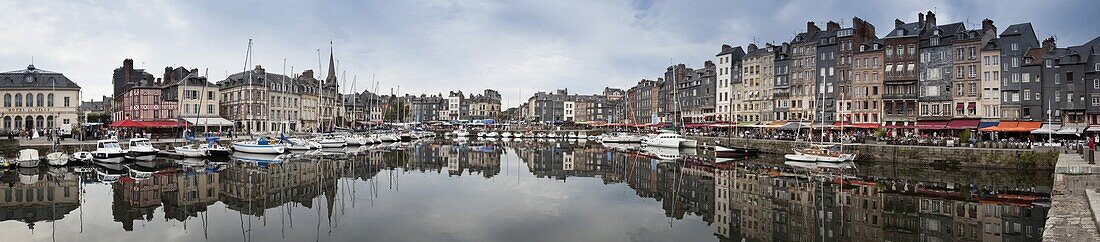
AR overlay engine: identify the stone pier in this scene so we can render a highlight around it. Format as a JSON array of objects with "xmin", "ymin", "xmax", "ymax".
[{"xmin": 1044, "ymin": 153, "xmax": 1100, "ymax": 241}]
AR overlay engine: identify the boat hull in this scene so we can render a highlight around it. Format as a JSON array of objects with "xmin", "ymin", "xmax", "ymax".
[
  {"xmin": 93, "ymin": 152, "xmax": 126, "ymax": 164},
  {"xmin": 232, "ymin": 142, "xmax": 286, "ymax": 154}
]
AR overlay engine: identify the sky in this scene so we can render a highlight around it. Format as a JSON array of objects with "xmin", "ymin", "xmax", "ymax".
[{"xmin": 2, "ymin": 0, "xmax": 1098, "ymax": 109}]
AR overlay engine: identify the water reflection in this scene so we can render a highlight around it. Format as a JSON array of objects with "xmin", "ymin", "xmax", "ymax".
[{"xmin": 0, "ymin": 139, "xmax": 1051, "ymax": 241}]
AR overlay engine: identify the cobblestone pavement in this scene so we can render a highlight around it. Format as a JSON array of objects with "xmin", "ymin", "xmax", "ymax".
[{"xmin": 1045, "ymin": 153, "xmax": 1100, "ymax": 242}]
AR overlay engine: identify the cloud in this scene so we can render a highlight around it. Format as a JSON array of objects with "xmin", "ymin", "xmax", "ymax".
[{"xmin": 0, "ymin": 0, "xmax": 1097, "ymax": 108}]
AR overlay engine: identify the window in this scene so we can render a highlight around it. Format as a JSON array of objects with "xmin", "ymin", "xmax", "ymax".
[
  {"xmin": 64, "ymin": 97, "xmax": 70, "ymax": 107},
  {"xmin": 1095, "ymin": 79, "xmax": 1099, "ymax": 89},
  {"xmin": 1093, "ymin": 96, "xmax": 1100, "ymax": 106},
  {"xmin": 1012, "ymin": 43, "xmax": 1018, "ymax": 51},
  {"xmin": 47, "ymin": 94, "xmax": 53, "ymax": 107},
  {"xmin": 1023, "ymin": 89, "xmax": 1031, "ymax": 100},
  {"xmin": 2, "ymin": 94, "xmax": 8, "ymax": 107},
  {"xmin": 14, "ymin": 94, "xmax": 21, "ymax": 107}
]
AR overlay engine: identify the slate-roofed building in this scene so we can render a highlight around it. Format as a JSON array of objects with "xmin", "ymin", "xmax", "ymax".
[
  {"xmin": 917, "ymin": 14, "xmax": 964, "ymax": 121},
  {"xmin": 950, "ymin": 19, "xmax": 997, "ymax": 119},
  {"xmin": 835, "ymin": 17, "xmax": 878, "ymax": 125},
  {"xmin": 0, "ymin": 64, "xmax": 81, "ymax": 132},
  {"xmin": 997, "ymin": 23, "xmax": 1041, "ymax": 121},
  {"xmin": 815, "ymin": 21, "xmax": 839, "ymax": 125},
  {"xmin": 851, "ymin": 39, "xmax": 885, "ymax": 125},
  {"xmin": 789, "ymin": 22, "xmax": 822, "ymax": 122},
  {"xmin": 715, "ymin": 45, "xmax": 745, "ymax": 123},
  {"xmin": 882, "ymin": 12, "xmax": 926, "ymax": 128}
]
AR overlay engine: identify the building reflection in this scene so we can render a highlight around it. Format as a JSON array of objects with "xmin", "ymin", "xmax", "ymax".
[
  {"xmin": 0, "ymin": 168, "xmax": 80, "ymax": 230},
  {"xmin": 0, "ymin": 140, "xmax": 1052, "ymax": 242}
]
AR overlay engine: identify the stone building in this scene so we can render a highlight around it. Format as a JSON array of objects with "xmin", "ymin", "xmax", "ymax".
[
  {"xmin": 951, "ymin": 19, "xmax": 997, "ymax": 119},
  {"xmin": 980, "ymin": 38, "xmax": 1003, "ymax": 121},
  {"xmin": 714, "ymin": 45, "xmax": 745, "ymax": 123},
  {"xmin": 739, "ymin": 43, "xmax": 774, "ymax": 122},
  {"xmin": 0, "ymin": 64, "xmax": 81, "ymax": 132},
  {"xmin": 917, "ymin": 12, "xmax": 963, "ymax": 122},
  {"xmin": 112, "ymin": 59, "xmax": 177, "ymax": 123},
  {"xmin": 160, "ymin": 67, "xmax": 229, "ymax": 129},
  {"xmin": 816, "ymin": 21, "xmax": 839, "ymax": 125},
  {"xmin": 835, "ymin": 17, "xmax": 878, "ymax": 124},
  {"xmin": 676, "ymin": 61, "xmax": 716, "ymax": 123},
  {"xmin": 625, "ymin": 79, "xmax": 661, "ymax": 124},
  {"xmin": 789, "ymin": 22, "xmax": 822, "ymax": 122},
  {"xmin": 996, "ymin": 23, "xmax": 1041, "ymax": 121},
  {"xmin": 882, "ymin": 14, "xmax": 925, "ymax": 128},
  {"xmin": 851, "ymin": 40, "xmax": 885, "ymax": 125},
  {"xmin": 772, "ymin": 43, "xmax": 791, "ymax": 121}
]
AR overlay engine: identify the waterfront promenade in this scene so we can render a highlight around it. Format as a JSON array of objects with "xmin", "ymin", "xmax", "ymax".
[{"xmin": 1045, "ymin": 153, "xmax": 1100, "ymax": 241}]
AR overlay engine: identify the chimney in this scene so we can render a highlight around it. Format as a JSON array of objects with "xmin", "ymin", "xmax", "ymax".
[
  {"xmin": 895, "ymin": 19, "xmax": 904, "ymax": 28},
  {"xmin": 254, "ymin": 65, "xmax": 265, "ymax": 74},
  {"xmin": 1042, "ymin": 37, "xmax": 1056, "ymax": 51},
  {"xmin": 123, "ymin": 59, "xmax": 134, "ymax": 83},
  {"xmin": 721, "ymin": 44, "xmax": 731, "ymax": 51},
  {"xmin": 918, "ymin": 13, "xmax": 925, "ymax": 26},
  {"xmin": 301, "ymin": 70, "xmax": 314, "ymax": 79},
  {"xmin": 163, "ymin": 66, "xmax": 173, "ymax": 84},
  {"xmin": 982, "ymin": 18, "xmax": 996, "ymax": 33},
  {"xmin": 826, "ymin": 21, "xmax": 840, "ymax": 31},
  {"xmin": 748, "ymin": 43, "xmax": 758, "ymax": 51},
  {"xmin": 807, "ymin": 21, "xmax": 820, "ymax": 34},
  {"xmin": 926, "ymin": 11, "xmax": 936, "ymax": 27}
]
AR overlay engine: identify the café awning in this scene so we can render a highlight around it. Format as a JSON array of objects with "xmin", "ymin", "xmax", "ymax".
[
  {"xmin": 915, "ymin": 120, "xmax": 949, "ymax": 130},
  {"xmin": 1088, "ymin": 125, "xmax": 1100, "ymax": 132},
  {"xmin": 1056, "ymin": 124, "xmax": 1084, "ymax": 135},
  {"xmin": 183, "ymin": 117, "xmax": 235, "ymax": 126},
  {"xmin": 109, "ymin": 119, "xmax": 190, "ymax": 128},
  {"xmin": 736, "ymin": 121, "xmax": 758, "ymax": 127},
  {"xmin": 778, "ymin": 122, "xmax": 803, "ymax": 131},
  {"xmin": 763, "ymin": 121, "xmax": 788, "ymax": 128},
  {"xmin": 1030, "ymin": 124, "xmax": 1060, "ymax": 134},
  {"xmin": 978, "ymin": 121, "xmax": 999, "ymax": 129},
  {"xmin": 1004, "ymin": 121, "xmax": 1042, "ymax": 132},
  {"xmin": 944, "ymin": 119, "xmax": 981, "ymax": 129}
]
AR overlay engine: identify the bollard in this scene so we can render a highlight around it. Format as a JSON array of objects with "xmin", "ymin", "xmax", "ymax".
[{"xmin": 1090, "ymin": 149, "xmax": 1095, "ymax": 164}]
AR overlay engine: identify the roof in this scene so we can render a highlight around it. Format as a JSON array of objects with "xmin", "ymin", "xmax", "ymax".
[
  {"xmin": 715, "ymin": 45, "xmax": 746, "ymax": 58},
  {"xmin": 0, "ymin": 65, "xmax": 81, "ymax": 89},
  {"xmin": 885, "ymin": 21, "xmax": 922, "ymax": 39},
  {"xmin": 981, "ymin": 38, "xmax": 1001, "ymax": 51},
  {"xmin": 1000, "ymin": 23, "xmax": 1035, "ymax": 37}
]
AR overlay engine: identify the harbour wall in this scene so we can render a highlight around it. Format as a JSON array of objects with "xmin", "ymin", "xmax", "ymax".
[{"xmin": 690, "ymin": 136, "xmax": 1057, "ymax": 169}]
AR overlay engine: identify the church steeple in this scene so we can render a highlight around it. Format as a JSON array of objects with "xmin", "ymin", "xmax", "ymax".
[{"xmin": 325, "ymin": 43, "xmax": 336, "ymax": 85}]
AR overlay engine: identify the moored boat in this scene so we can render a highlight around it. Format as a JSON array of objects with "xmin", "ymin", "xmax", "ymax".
[
  {"xmin": 92, "ymin": 140, "xmax": 126, "ymax": 163},
  {"xmin": 17, "ymin": 149, "xmax": 40, "ymax": 168},
  {"xmin": 232, "ymin": 137, "xmax": 287, "ymax": 154}
]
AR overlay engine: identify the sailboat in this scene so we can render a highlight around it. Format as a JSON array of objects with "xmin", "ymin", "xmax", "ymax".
[
  {"xmin": 785, "ymin": 71, "xmax": 856, "ymax": 163},
  {"xmin": 230, "ymin": 39, "xmax": 286, "ymax": 154}
]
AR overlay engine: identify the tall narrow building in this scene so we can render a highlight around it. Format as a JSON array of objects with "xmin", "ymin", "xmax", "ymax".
[
  {"xmin": 714, "ymin": 45, "xmax": 745, "ymax": 123},
  {"xmin": 882, "ymin": 13, "xmax": 925, "ymax": 130}
]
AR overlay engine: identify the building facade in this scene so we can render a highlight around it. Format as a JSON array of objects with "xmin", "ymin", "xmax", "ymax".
[{"xmin": 0, "ymin": 64, "xmax": 81, "ymax": 132}]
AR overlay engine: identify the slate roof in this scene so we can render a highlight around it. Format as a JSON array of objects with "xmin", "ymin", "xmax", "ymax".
[
  {"xmin": 885, "ymin": 22, "xmax": 923, "ymax": 39},
  {"xmin": 1001, "ymin": 23, "xmax": 1035, "ymax": 37},
  {"xmin": 716, "ymin": 46, "xmax": 746, "ymax": 58},
  {"xmin": 0, "ymin": 65, "xmax": 81, "ymax": 89},
  {"xmin": 218, "ymin": 67, "xmax": 295, "ymax": 88}
]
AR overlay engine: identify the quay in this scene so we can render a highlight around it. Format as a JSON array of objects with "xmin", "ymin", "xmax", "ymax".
[
  {"xmin": 689, "ymin": 135, "xmax": 1058, "ymax": 169},
  {"xmin": 1044, "ymin": 153, "xmax": 1100, "ymax": 241}
]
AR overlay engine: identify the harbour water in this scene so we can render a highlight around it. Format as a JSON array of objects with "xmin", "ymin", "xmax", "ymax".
[{"xmin": 0, "ymin": 138, "xmax": 1052, "ymax": 241}]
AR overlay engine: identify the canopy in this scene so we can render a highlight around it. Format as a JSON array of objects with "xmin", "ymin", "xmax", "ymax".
[
  {"xmin": 778, "ymin": 122, "xmax": 803, "ymax": 131},
  {"xmin": 1056, "ymin": 124, "xmax": 1084, "ymax": 135},
  {"xmin": 110, "ymin": 119, "xmax": 190, "ymax": 128},
  {"xmin": 684, "ymin": 123, "xmax": 710, "ymax": 128},
  {"xmin": 833, "ymin": 122, "xmax": 880, "ymax": 129},
  {"xmin": 1029, "ymin": 124, "xmax": 1060, "ymax": 134},
  {"xmin": 915, "ymin": 120, "xmax": 949, "ymax": 130},
  {"xmin": 980, "ymin": 121, "xmax": 1018, "ymax": 132},
  {"xmin": 762, "ymin": 121, "xmax": 788, "ymax": 128},
  {"xmin": 884, "ymin": 121, "xmax": 914, "ymax": 129},
  {"xmin": 944, "ymin": 119, "xmax": 981, "ymax": 130},
  {"xmin": 736, "ymin": 122, "xmax": 758, "ymax": 127},
  {"xmin": 1088, "ymin": 125, "xmax": 1100, "ymax": 132},
  {"xmin": 1005, "ymin": 121, "xmax": 1042, "ymax": 132},
  {"xmin": 183, "ymin": 117, "xmax": 235, "ymax": 126},
  {"xmin": 978, "ymin": 121, "xmax": 999, "ymax": 128}
]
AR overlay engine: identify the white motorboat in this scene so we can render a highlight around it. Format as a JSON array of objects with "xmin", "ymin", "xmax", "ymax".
[
  {"xmin": 46, "ymin": 152, "xmax": 69, "ymax": 166},
  {"xmin": 643, "ymin": 132, "xmax": 697, "ymax": 148},
  {"xmin": 71, "ymin": 151, "xmax": 93, "ymax": 163},
  {"xmin": 642, "ymin": 146, "xmax": 681, "ymax": 161},
  {"xmin": 232, "ymin": 137, "xmax": 287, "ymax": 154},
  {"xmin": 343, "ymin": 134, "xmax": 369, "ymax": 146},
  {"xmin": 175, "ymin": 144, "xmax": 210, "ymax": 158},
  {"xmin": 314, "ymin": 135, "xmax": 347, "ymax": 148},
  {"xmin": 513, "ymin": 132, "xmax": 525, "ymax": 138},
  {"xmin": 547, "ymin": 132, "xmax": 559, "ymax": 138},
  {"xmin": 17, "ymin": 149, "xmax": 40, "ymax": 168},
  {"xmin": 125, "ymin": 138, "xmax": 160, "ymax": 160},
  {"xmin": 486, "ymin": 132, "xmax": 499, "ymax": 137},
  {"xmin": 92, "ymin": 140, "xmax": 126, "ymax": 163},
  {"xmin": 600, "ymin": 133, "xmax": 642, "ymax": 143},
  {"xmin": 577, "ymin": 133, "xmax": 589, "ymax": 140},
  {"xmin": 500, "ymin": 132, "xmax": 512, "ymax": 138},
  {"xmin": 567, "ymin": 133, "xmax": 579, "ymax": 139},
  {"xmin": 285, "ymin": 138, "xmax": 321, "ymax": 150},
  {"xmin": 476, "ymin": 132, "xmax": 486, "ymax": 137}
]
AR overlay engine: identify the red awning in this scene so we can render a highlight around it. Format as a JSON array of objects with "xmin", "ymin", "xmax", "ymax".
[
  {"xmin": 835, "ymin": 121, "xmax": 882, "ymax": 129},
  {"xmin": 1004, "ymin": 121, "xmax": 1042, "ymax": 132},
  {"xmin": 944, "ymin": 119, "xmax": 981, "ymax": 129},
  {"xmin": 684, "ymin": 123, "xmax": 709, "ymax": 128},
  {"xmin": 968, "ymin": 102, "xmax": 976, "ymax": 109},
  {"xmin": 109, "ymin": 119, "xmax": 190, "ymax": 128},
  {"xmin": 915, "ymin": 120, "xmax": 949, "ymax": 130},
  {"xmin": 956, "ymin": 103, "xmax": 964, "ymax": 111}
]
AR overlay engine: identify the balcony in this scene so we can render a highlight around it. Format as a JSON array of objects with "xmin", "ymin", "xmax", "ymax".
[{"xmin": 882, "ymin": 93, "xmax": 918, "ymax": 100}]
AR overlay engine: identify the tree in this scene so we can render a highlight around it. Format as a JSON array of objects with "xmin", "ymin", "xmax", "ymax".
[{"xmin": 384, "ymin": 102, "xmax": 409, "ymax": 122}]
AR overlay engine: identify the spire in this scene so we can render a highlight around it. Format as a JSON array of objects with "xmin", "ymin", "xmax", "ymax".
[{"xmin": 325, "ymin": 42, "xmax": 336, "ymax": 84}]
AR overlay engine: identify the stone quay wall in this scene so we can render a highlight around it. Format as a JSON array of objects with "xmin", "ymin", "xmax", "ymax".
[{"xmin": 690, "ymin": 136, "xmax": 1057, "ymax": 169}]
